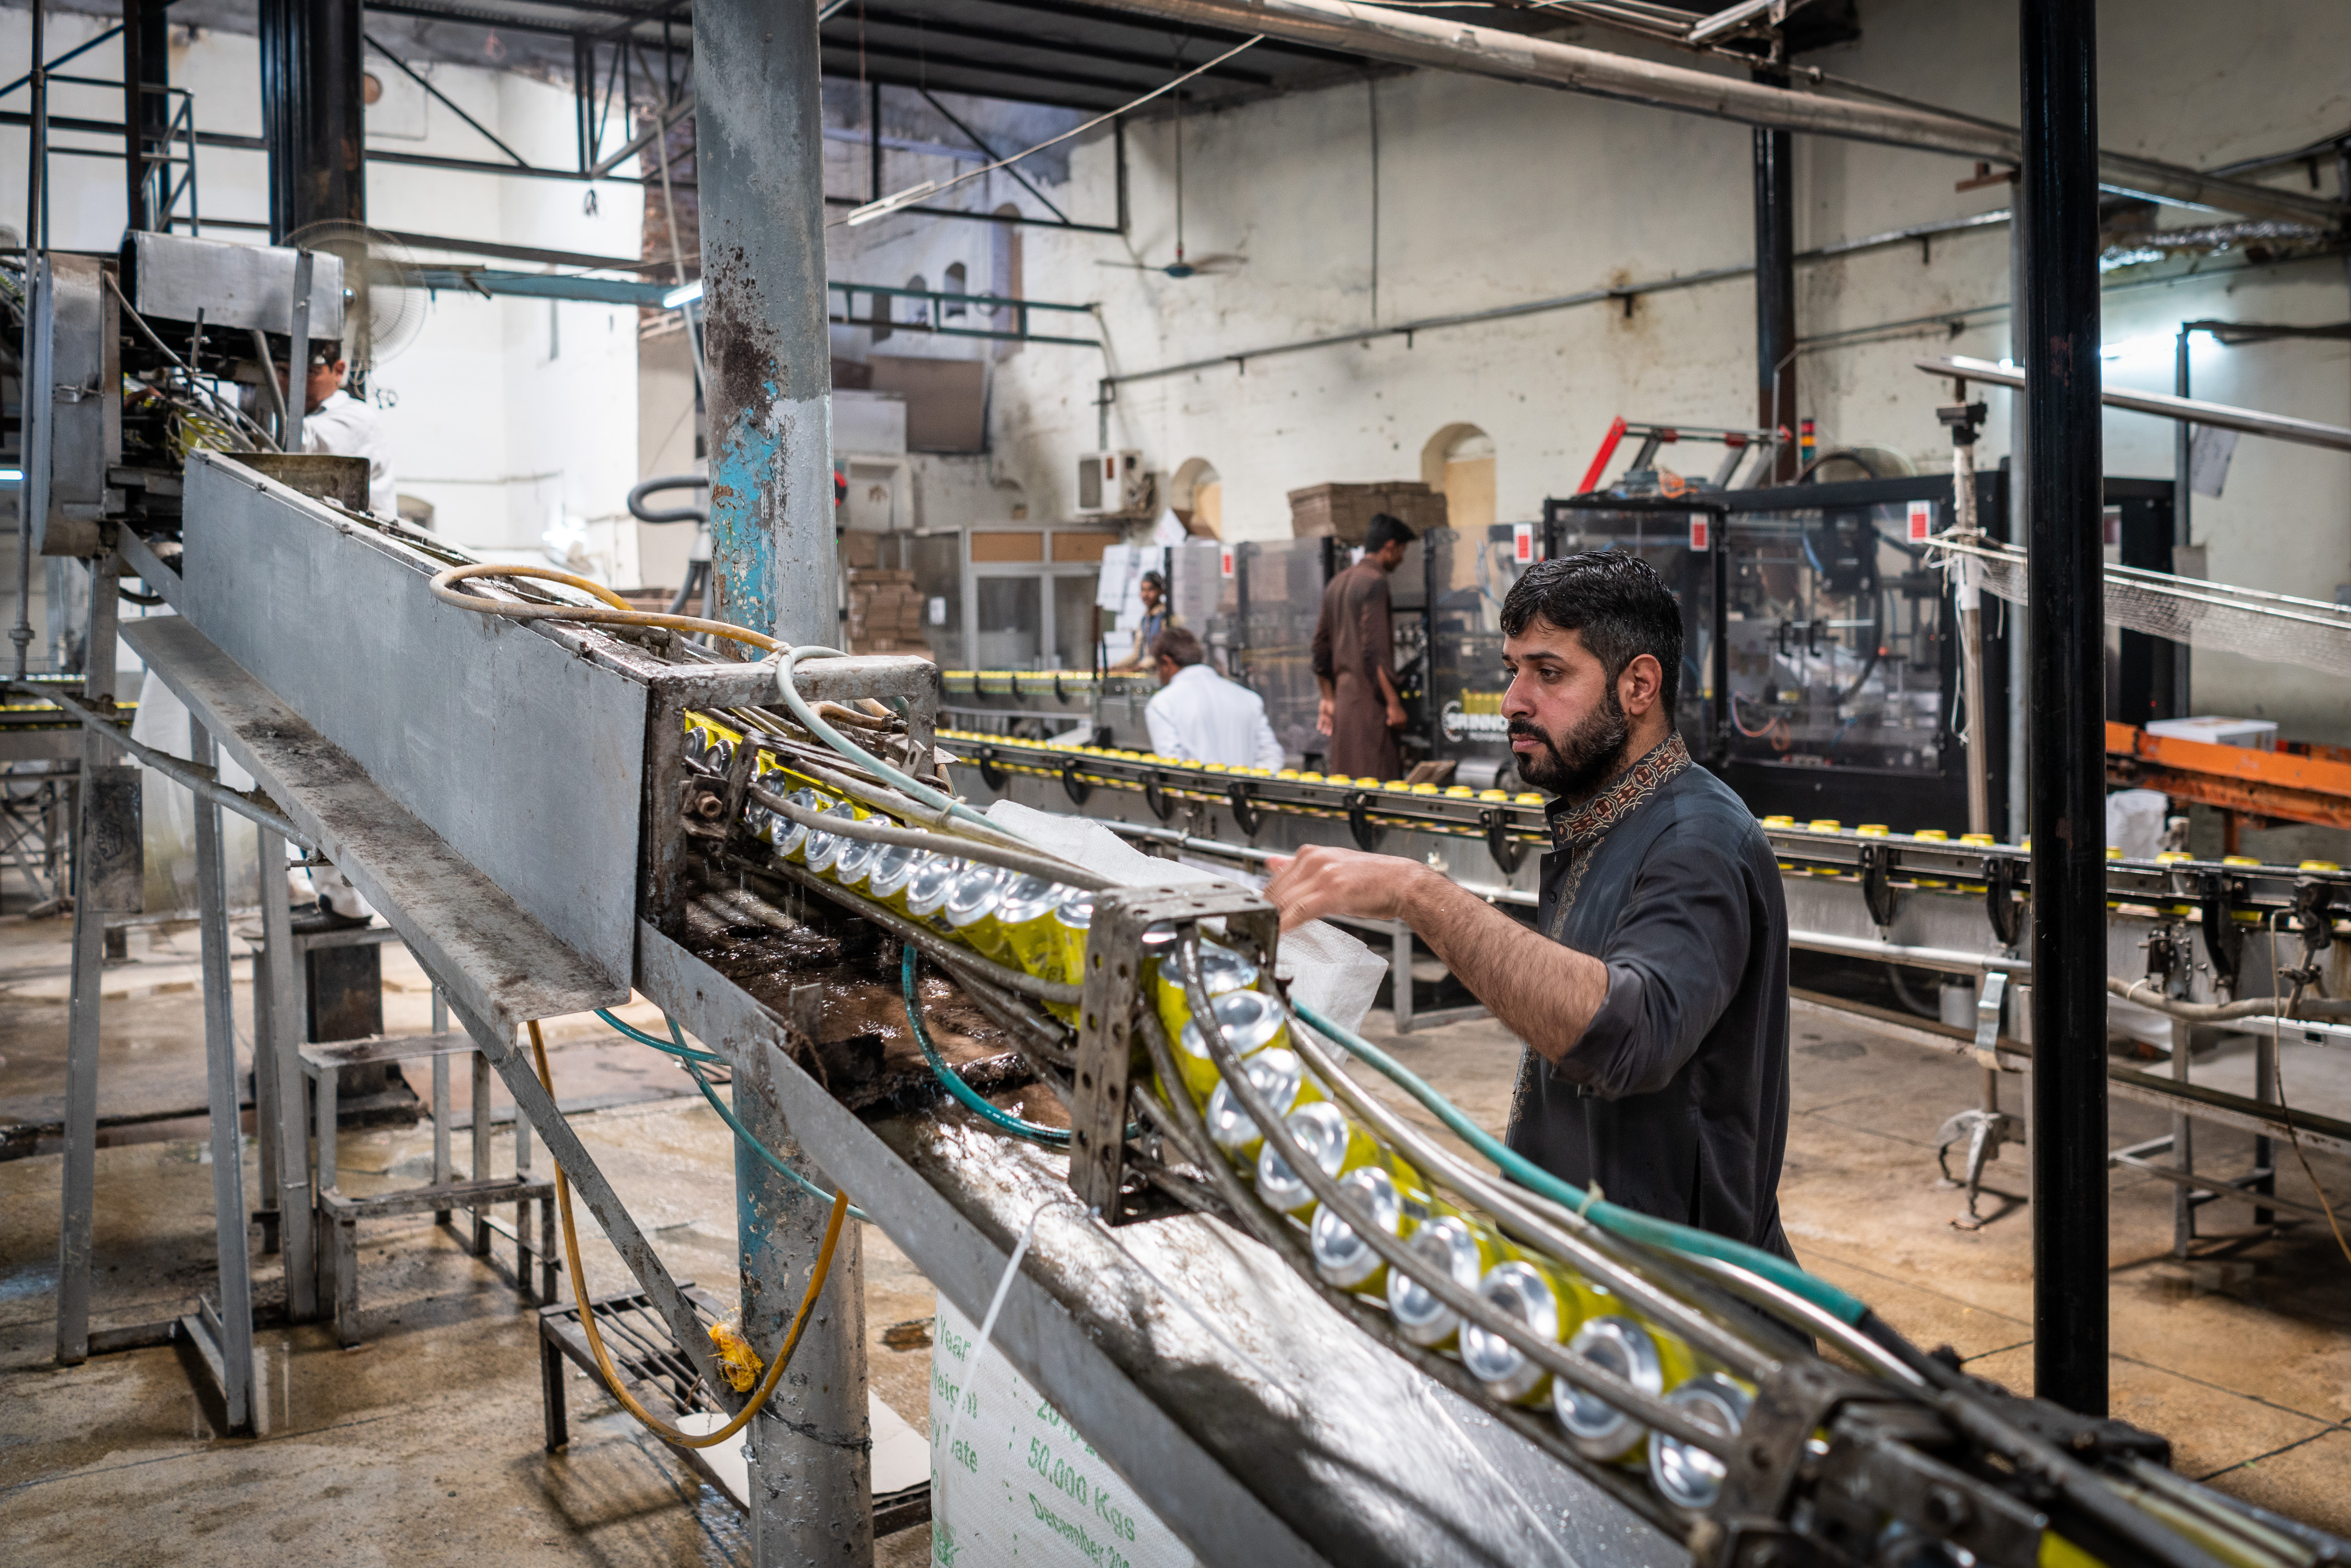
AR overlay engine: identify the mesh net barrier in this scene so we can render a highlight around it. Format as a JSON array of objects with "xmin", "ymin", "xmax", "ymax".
[{"xmin": 1935, "ymin": 537, "xmax": 2351, "ymax": 681}]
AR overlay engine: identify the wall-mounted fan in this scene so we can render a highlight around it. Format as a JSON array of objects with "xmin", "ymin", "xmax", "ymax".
[{"xmin": 282, "ymin": 220, "xmax": 429, "ymax": 380}]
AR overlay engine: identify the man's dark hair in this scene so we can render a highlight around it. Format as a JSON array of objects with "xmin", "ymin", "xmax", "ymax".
[
  {"xmin": 1500, "ymin": 550, "xmax": 1683, "ymax": 712},
  {"xmin": 1365, "ymin": 513, "xmax": 1414, "ymax": 555},
  {"xmin": 308, "ymin": 340, "xmax": 344, "ymax": 367},
  {"xmin": 1153, "ymin": 625, "xmax": 1205, "ymax": 668},
  {"xmin": 1140, "ymin": 569, "xmax": 1167, "ymax": 594}
]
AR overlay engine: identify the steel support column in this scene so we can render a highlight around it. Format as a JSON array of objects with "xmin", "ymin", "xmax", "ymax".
[
  {"xmin": 741, "ymin": 1047, "xmax": 872, "ymax": 1564},
  {"xmin": 2020, "ymin": 0, "xmax": 2107, "ymax": 1418},
  {"xmin": 695, "ymin": 0, "xmax": 838, "ymax": 645},
  {"xmin": 1753, "ymin": 109, "xmax": 1797, "ymax": 481},
  {"xmin": 694, "ymin": 3, "xmax": 864, "ymax": 1558},
  {"xmin": 54, "ymin": 557, "xmax": 120, "ymax": 1366},
  {"xmin": 122, "ymin": 1, "xmax": 169, "ymax": 231},
  {"xmin": 259, "ymin": 0, "xmax": 365, "ymax": 241},
  {"xmin": 191, "ymin": 713, "xmax": 257, "ymax": 1433}
]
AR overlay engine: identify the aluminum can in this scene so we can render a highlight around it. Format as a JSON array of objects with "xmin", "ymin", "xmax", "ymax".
[
  {"xmin": 905, "ymin": 855, "xmax": 964, "ymax": 929},
  {"xmin": 865, "ymin": 844, "xmax": 924, "ymax": 911},
  {"xmin": 996, "ymin": 875, "xmax": 1066, "ymax": 978},
  {"xmin": 1153, "ymin": 941, "xmax": 1260, "ymax": 1064},
  {"xmin": 1554, "ymin": 1315, "xmax": 1697, "ymax": 1462},
  {"xmin": 1203, "ymin": 1046, "xmax": 1321, "ymax": 1164},
  {"xmin": 1309, "ymin": 1165, "xmax": 1430, "ymax": 1293},
  {"xmin": 1171, "ymin": 989, "xmax": 1287, "ymax": 1107},
  {"xmin": 1387, "ymin": 1213, "xmax": 1497, "ymax": 1349},
  {"xmin": 1647, "ymin": 1373, "xmax": 1753, "ymax": 1515},
  {"xmin": 943, "ymin": 863, "xmax": 1011, "ymax": 958},
  {"xmin": 802, "ymin": 801, "xmax": 860, "ymax": 874},
  {"xmin": 1252, "ymin": 1100, "xmax": 1383, "ymax": 1218},
  {"xmin": 831, "ymin": 833, "xmax": 881, "ymax": 892},
  {"xmin": 1459, "ymin": 1258, "xmax": 1600, "ymax": 1406},
  {"xmin": 772, "ymin": 787, "xmax": 826, "ymax": 862}
]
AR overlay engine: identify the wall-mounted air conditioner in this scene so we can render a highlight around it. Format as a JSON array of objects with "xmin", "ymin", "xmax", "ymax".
[{"xmin": 1074, "ymin": 450, "xmax": 1153, "ymax": 518}]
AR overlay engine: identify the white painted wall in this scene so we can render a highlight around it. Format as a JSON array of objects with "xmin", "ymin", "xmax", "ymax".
[
  {"xmin": 0, "ymin": 14, "xmax": 644, "ymax": 569},
  {"xmin": 825, "ymin": 0, "xmax": 2351, "ymax": 741}
]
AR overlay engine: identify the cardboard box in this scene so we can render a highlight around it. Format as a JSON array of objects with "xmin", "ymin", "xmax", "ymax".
[
  {"xmin": 1286, "ymin": 481, "xmax": 1449, "ymax": 543},
  {"xmin": 2145, "ymin": 716, "xmax": 2278, "ymax": 751}
]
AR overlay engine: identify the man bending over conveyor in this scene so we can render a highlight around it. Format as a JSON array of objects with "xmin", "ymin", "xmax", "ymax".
[{"xmin": 1265, "ymin": 552, "xmax": 1794, "ymax": 1258}]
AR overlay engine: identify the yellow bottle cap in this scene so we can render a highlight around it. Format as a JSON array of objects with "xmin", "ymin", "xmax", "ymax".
[
  {"xmin": 2300, "ymin": 860, "xmax": 2342, "ymax": 872},
  {"xmin": 2105, "ymin": 846, "xmax": 2124, "ymax": 859},
  {"xmin": 1807, "ymin": 819, "xmax": 1842, "ymax": 833},
  {"xmin": 1915, "ymin": 828, "xmax": 1950, "ymax": 841},
  {"xmin": 1857, "ymin": 824, "xmax": 1889, "ymax": 837},
  {"xmin": 1478, "ymin": 789, "xmax": 1509, "ymax": 801},
  {"xmin": 2223, "ymin": 855, "xmax": 2262, "ymax": 866},
  {"xmin": 1961, "ymin": 833, "xmax": 1994, "ymax": 846},
  {"xmin": 1762, "ymin": 814, "xmax": 1796, "ymax": 828},
  {"xmin": 1515, "ymin": 793, "xmax": 1545, "ymax": 804},
  {"xmin": 1443, "ymin": 785, "xmax": 1474, "ymax": 797}
]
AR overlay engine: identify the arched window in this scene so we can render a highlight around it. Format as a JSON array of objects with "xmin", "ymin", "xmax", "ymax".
[
  {"xmin": 943, "ymin": 261, "xmax": 968, "ymax": 320},
  {"xmin": 903, "ymin": 274, "xmax": 929, "ymax": 329},
  {"xmin": 1167, "ymin": 457, "xmax": 1222, "ymax": 538},
  {"xmin": 1421, "ymin": 423, "xmax": 1496, "ymax": 537}
]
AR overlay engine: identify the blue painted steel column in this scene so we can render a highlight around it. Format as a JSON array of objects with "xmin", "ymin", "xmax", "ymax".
[
  {"xmin": 695, "ymin": 0, "xmax": 838, "ymax": 647},
  {"xmin": 695, "ymin": 4, "xmax": 863, "ymax": 1558}
]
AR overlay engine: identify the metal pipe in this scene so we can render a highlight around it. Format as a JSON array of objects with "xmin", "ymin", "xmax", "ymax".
[
  {"xmin": 2173, "ymin": 328, "xmax": 2194, "ymax": 720},
  {"xmin": 1079, "ymin": 0, "xmax": 2341, "ymax": 225},
  {"xmin": 1753, "ymin": 95, "xmax": 1797, "ymax": 479},
  {"xmin": 1918, "ymin": 354, "xmax": 2351, "ymax": 454},
  {"xmin": 2020, "ymin": 0, "xmax": 2109, "ymax": 1420},
  {"xmin": 1792, "ymin": 928, "xmax": 2029, "ymax": 977},
  {"xmin": 13, "ymin": 0, "xmax": 45, "ymax": 682}
]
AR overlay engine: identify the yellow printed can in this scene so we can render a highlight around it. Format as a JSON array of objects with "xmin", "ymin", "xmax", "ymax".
[
  {"xmin": 1308, "ymin": 1163, "xmax": 1432, "ymax": 1295},
  {"xmin": 941, "ymin": 863, "xmax": 1010, "ymax": 958},
  {"xmin": 996, "ymin": 876, "xmax": 1067, "ymax": 979},
  {"xmin": 1458, "ymin": 1258, "xmax": 1599, "ymax": 1407},
  {"xmin": 1387, "ymin": 1213, "xmax": 1502, "ymax": 1351},
  {"xmin": 904, "ymin": 855, "xmax": 965, "ymax": 931},
  {"xmin": 1251, "ymin": 1100, "xmax": 1384, "ymax": 1220},
  {"xmin": 1648, "ymin": 1373, "xmax": 1755, "ymax": 1516},
  {"xmin": 1554, "ymin": 1313, "xmax": 1701, "ymax": 1462},
  {"xmin": 1201, "ymin": 1045, "xmax": 1321, "ymax": 1165},
  {"xmin": 1154, "ymin": 941, "xmax": 1261, "ymax": 1063},
  {"xmin": 800, "ymin": 801, "xmax": 860, "ymax": 874},
  {"xmin": 865, "ymin": 844, "xmax": 925, "ymax": 913},
  {"xmin": 1171, "ymin": 989, "xmax": 1287, "ymax": 1107}
]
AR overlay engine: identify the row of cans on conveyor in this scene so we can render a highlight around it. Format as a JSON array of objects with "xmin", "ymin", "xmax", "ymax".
[
  {"xmin": 1760, "ymin": 816, "xmax": 2351, "ymax": 922},
  {"xmin": 686, "ymin": 711, "xmax": 1758, "ymax": 1518},
  {"xmin": 938, "ymin": 727, "xmax": 1557, "ymax": 844}
]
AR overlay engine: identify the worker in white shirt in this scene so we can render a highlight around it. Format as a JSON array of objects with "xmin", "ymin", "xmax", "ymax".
[
  {"xmin": 1144, "ymin": 626, "xmax": 1285, "ymax": 770},
  {"xmin": 281, "ymin": 340, "xmax": 398, "ymax": 518}
]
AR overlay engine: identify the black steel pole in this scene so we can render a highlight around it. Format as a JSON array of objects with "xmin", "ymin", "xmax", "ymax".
[
  {"xmin": 122, "ymin": 2, "xmax": 169, "ymax": 232},
  {"xmin": 1752, "ymin": 113, "xmax": 1797, "ymax": 481},
  {"xmin": 2021, "ymin": 0, "xmax": 2107, "ymax": 1417},
  {"xmin": 259, "ymin": 0, "xmax": 365, "ymax": 241}
]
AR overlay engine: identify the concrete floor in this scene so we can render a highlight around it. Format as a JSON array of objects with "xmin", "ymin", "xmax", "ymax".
[{"xmin": 4, "ymin": 907, "xmax": 2349, "ymax": 1562}]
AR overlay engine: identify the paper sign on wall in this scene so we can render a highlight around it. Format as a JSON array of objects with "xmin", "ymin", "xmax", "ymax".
[
  {"xmin": 1689, "ymin": 513, "xmax": 1710, "ymax": 552},
  {"xmin": 1907, "ymin": 500, "xmax": 1934, "ymax": 543},
  {"xmin": 1512, "ymin": 522, "xmax": 1535, "ymax": 563}
]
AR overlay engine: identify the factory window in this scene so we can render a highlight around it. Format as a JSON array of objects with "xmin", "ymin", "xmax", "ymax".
[
  {"xmin": 1422, "ymin": 423, "xmax": 1495, "ymax": 537},
  {"xmin": 904, "ymin": 274, "xmax": 929, "ymax": 329},
  {"xmin": 943, "ymin": 262, "xmax": 967, "ymax": 320}
]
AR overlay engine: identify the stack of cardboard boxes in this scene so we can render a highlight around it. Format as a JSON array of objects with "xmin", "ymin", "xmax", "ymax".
[{"xmin": 846, "ymin": 567, "xmax": 933, "ymax": 660}]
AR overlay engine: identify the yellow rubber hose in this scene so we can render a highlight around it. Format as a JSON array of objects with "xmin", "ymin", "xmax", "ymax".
[
  {"xmin": 530, "ymin": 1019, "xmax": 848, "ymax": 1448},
  {"xmin": 430, "ymin": 562, "xmax": 787, "ymax": 655}
]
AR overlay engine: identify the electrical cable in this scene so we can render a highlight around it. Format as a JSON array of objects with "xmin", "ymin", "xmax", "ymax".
[
  {"xmin": 429, "ymin": 561, "xmax": 788, "ymax": 653},
  {"xmin": 903, "ymin": 943, "xmax": 1071, "ymax": 1146},
  {"xmin": 598, "ymin": 1006, "xmax": 722, "ymax": 1060},
  {"xmin": 1287, "ymin": 996, "xmax": 1873, "ymax": 1326},
  {"xmin": 774, "ymin": 645, "xmax": 1021, "ymax": 843},
  {"xmin": 530, "ymin": 1019, "xmax": 848, "ymax": 1448}
]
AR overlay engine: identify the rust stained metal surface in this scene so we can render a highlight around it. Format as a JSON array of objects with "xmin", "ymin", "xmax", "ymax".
[
  {"xmin": 637, "ymin": 920, "xmax": 1678, "ymax": 1568},
  {"xmin": 120, "ymin": 616, "xmax": 625, "ymax": 1034},
  {"xmin": 2105, "ymin": 720, "xmax": 2351, "ymax": 829}
]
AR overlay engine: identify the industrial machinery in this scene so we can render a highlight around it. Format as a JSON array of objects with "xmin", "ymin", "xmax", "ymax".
[{"xmin": 27, "ymin": 444, "xmax": 2346, "ymax": 1567}]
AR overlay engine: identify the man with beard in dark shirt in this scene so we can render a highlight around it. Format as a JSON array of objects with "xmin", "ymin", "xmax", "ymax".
[{"xmin": 1264, "ymin": 551, "xmax": 1793, "ymax": 1257}]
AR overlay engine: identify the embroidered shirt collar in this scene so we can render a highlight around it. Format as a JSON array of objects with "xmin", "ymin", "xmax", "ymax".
[{"xmin": 1543, "ymin": 732, "xmax": 1691, "ymax": 849}]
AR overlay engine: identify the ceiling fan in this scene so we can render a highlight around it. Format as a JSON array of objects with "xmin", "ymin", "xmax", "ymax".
[{"xmin": 1098, "ymin": 88, "xmax": 1244, "ymax": 280}]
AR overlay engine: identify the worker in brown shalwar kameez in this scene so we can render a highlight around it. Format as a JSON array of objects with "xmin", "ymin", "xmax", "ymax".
[{"xmin": 1311, "ymin": 512, "xmax": 1414, "ymax": 779}]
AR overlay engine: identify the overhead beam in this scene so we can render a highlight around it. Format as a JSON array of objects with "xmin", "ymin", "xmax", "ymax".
[
  {"xmin": 834, "ymin": 6, "xmax": 1278, "ymax": 85},
  {"xmin": 1073, "ymin": 0, "xmax": 2347, "ymax": 225}
]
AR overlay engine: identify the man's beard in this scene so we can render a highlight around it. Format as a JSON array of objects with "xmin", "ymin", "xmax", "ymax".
[{"xmin": 1510, "ymin": 688, "xmax": 1631, "ymax": 799}]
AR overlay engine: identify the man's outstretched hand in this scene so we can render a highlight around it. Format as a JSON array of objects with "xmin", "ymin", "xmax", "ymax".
[{"xmin": 1264, "ymin": 844, "xmax": 1425, "ymax": 931}]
